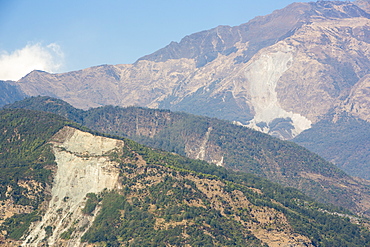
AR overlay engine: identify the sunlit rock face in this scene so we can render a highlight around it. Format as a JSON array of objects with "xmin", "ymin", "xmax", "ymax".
[
  {"xmin": 14, "ymin": 1, "xmax": 370, "ymax": 139},
  {"xmin": 242, "ymin": 44, "xmax": 312, "ymax": 139},
  {"xmin": 23, "ymin": 127, "xmax": 122, "ymax": 246}
]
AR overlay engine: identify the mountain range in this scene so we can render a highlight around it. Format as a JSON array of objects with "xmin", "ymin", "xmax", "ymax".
[
  {"xmin": 1, "ymin": 1, "xmax": 370, "ymax": 180},
  {"xmin": 2, "ymin": 1, "xmax": 370, "ymax": 245}
]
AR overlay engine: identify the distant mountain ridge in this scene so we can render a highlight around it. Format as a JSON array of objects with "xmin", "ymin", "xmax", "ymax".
[
  {"xmin": 2, "ymin": 1, "xmax": 370, "ymax": 180},
  {"xmin": 0, "ymin": 80, "xmax": 26, "ymax": 106},
  {"xmin": 138, "ymin": 1, "xmax": 370, "ymax": 66},
  {"xmin": 7, "ymin": 1, "xmax": 370, "ymax": 138}
]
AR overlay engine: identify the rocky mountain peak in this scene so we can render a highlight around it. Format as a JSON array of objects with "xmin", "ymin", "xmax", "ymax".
[
  {"xmin": 137, "ymin": 1, "xmax": 369, "ymax": 68},
  {"xmin": 137, "ymin": 3, "xmax": 312, "ymax": 67},
  {"xmin": 309, "ymin": 1, "xmax": 370, "ymax": 18},
  {"xmin": 354, "ymin": 0, "xmax": 370, "ymax": 13}
]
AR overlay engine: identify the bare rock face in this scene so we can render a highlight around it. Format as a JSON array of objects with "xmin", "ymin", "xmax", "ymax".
[
  {"xmin": 15, "ymin": 1, "xmax": 370, "ymax": 139},
  {"xmin": 340, "ymin": 75, "xmax": 370, "ymax": 121},
  {"xmin": 355, "ymin": 0, "xmax": 370, "ymax": 13},
  {"xmin": 22, "ymin": 127, "xmax": 123, "ymax": 246}
]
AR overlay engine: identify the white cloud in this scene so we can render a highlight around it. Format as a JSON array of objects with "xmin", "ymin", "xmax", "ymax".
[{"xmin": 0, "ymin": 43, "xmax": 65, "ymax": 81}]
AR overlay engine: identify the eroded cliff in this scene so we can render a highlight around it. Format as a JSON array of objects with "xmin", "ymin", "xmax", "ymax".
[{"xmin": 22, "ymin": 126, "xmax": 123, "ymax": 246}]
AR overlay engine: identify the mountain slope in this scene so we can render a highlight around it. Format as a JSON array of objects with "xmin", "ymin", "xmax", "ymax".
[
  {"xmin": 6, "ymin": 96, "xmax": 370, "ymax": 217},
  {"xmin": 3, "ymin": 1, "xmax": 370, "ymax": 185},
  {"xmin": 137, "ymin": 2, "xmax": 311, "ymax": 67},
  {"xmin": 0, "ymin": 80, "xmax": 26, "ymax": 107},
  {"xmin": 293, "ymin": 112, "xmax": 370, "ymax": 179},
  {"xmin": 355, "ymin": 0, "xmax": 370, "ymax": 13},
  {"xmin": 1, "ymin": 108, "xmax": 370, "ymax": 246},
  {"xmin": 11, "ymin": 1, "xmax": 370, "ymax": 139}
]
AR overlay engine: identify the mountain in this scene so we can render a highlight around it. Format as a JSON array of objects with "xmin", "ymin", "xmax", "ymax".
[
  {"xmin": 6, "ymin": 96, "xmax": 370, "ymax": 218},
  {"xmin": 1, "ymin": 108, "xmax": 370, "ymax": 246},
  {"xmin": 0, "ymin": 80, "xmax": 26, "ymax": 107},
  {"xmin": 9, "ymin": 1, "xmax": 370, "ymax": 137},
  {"xmin": 356, "ymin": 0, "xmax": 370, "ymax": 13},
  {"xmin": 2, "ymin": 1, "xmax": 370, "ymax": 179}
]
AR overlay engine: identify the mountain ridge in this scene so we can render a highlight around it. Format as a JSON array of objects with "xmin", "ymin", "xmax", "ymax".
[
  {"xmin": 6, "ymin": 96, "xmax": 370, "ymax": 217},
  {"xmin": 9, "ymin": 1, "xmax": 370, "ymax": 139}
]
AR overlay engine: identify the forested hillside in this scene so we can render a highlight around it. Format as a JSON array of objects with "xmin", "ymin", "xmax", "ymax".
[
  {"xmin": 1, "ymin": 108, "xmax": 370, "ymax": 246},
  {"xmin": 0, "ymin": 109, "xmax": 70, "ymax": 242},
  {"xmin": 6, "ymin": 96, "xmax": 370, "ymax": 217}
]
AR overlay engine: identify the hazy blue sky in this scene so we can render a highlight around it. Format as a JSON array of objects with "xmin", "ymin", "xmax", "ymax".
[{"xmin": 0, "ymin": 0, "xmax": 328, "ymax": 80}]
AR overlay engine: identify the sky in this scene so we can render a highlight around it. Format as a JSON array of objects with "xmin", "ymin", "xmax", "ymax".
[{"xmin": 0, "ymin": 0, "xmax": 328, "ymax": 81}]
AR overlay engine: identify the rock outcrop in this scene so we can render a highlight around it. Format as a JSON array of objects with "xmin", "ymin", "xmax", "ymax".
[{"xmin": 22, "ymin": 127, "xmax": 123, "ymax": 246}]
